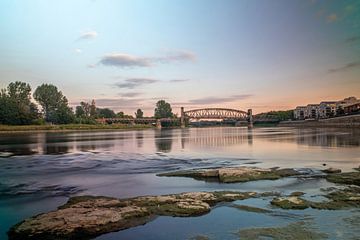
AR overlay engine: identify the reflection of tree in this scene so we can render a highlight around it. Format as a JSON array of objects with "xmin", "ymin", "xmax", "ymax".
[
  {"xmin": 44, "ymin": 133, "xmax": 70, "ymax": 154},
  {"xmin": 155, "ymin": 129, "xmax": 173, "ymax": 153},
  {"xmin": 136, "ymin": 131, "xmax": 144, "ymax": 148}
]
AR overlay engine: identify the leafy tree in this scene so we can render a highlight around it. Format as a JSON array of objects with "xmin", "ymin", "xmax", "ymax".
[
  {"xmin": 135, "ymin": 109, "xmax": 144, "ymax": 118},
  {"xmin": 90, "ymin": 100, "xmax": 97, "ymax": 117},
  {"xmin": 33, "ymin": 84, "xmax": 74, "ymax": 124},
  {"xmin": 0, "ymin": 82, "xmax": 39, "ymax": 125},
  {"xmin": 97, "ymin": 108, "xmax": 116, "ymax": 118},
  {"xmin": 154, "ymin": 100, "xmax": 173, "ymax": 119},
  {"xmin": 75, "ymin": 106, "xmax": 85, "ymax": 117}
]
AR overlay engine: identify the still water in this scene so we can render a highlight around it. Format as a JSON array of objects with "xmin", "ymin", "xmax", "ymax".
[{"xmin": 0, "ymin": 127, "xmax": 359, "ymax": 239}]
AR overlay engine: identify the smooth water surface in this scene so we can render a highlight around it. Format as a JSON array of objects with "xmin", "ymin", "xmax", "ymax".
[{"xmin": 0, "ymin": 127, "xmax": 359, "ymax": 239}]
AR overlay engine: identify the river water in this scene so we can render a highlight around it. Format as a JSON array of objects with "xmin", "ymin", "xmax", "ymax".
[{"xmin": 0, "ymin": 127, "xmax": 359, "ymax": 239}]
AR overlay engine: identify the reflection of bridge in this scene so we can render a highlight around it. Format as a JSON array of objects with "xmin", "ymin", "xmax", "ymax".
[{"xmin": 96, "ymin": 107, "xmax": 253, "ymax": 128}]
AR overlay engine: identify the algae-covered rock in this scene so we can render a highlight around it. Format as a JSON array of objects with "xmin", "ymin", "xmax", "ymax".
[
  {"xmin": 326, "ymin": 171, "xmax": 360, "ymax": 186},
  {"xmin": 238, "ymin": 222, "xmax": 327, "ymax": 240},
  {"xmin": 157, "ymin": 167, "xmax": 301, "ymax": 183},
  {"xmin": 271, "ymin": 187, "xmax": 360, "ymax": 210},
  {"xmin": 271, "ymin": 196, "xmax": 310, "ymax": 210},
  {"xmin": 322, "ymin": 167, "xmax": 341, "ymax": 174},
  {"xmin": 8, "ymin": 191, "xmax": 263, "ymax": 240}
]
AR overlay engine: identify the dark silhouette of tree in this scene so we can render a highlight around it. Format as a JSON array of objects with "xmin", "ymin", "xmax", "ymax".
[
  {"xmin": 97, "ymin": 108, "xmax": 116, "ymax": 118},
  {"xmin": 33, "ymin": 84, "xmax": 73, "ymax": 124},
  {"xmin": 135, "ymin": 109, "xmax": 144, "ymax": 118},
  {"xmin": 154, "ymin": 100, "xmax": 173, "ymax": 119}
]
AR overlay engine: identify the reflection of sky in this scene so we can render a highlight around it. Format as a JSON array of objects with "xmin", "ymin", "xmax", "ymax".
[{"xmin": 0, "ymin": 0, "xmax": 359, "ymax": 114}]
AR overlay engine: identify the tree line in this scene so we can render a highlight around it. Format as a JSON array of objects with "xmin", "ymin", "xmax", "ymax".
[{"xmin": 0, "ymin": 81, "xmax": 175, "ymax": 125}]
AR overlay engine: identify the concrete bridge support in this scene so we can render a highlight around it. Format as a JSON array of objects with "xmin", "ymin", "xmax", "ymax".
[
  {"xmin": 247, "ymin": 109, "xmax": 253, "ymax": 128},
  {"xmin": 156, "ymin": 119, "xmax": 162, "ymax": 129},
  {"xmin": 180, "ymin": 107, "xmax": 186, "ymax": 128}
]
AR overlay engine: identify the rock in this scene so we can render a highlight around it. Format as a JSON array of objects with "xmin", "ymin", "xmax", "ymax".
[
  {"xmin": 238, "ymin": 222, "xmax": 328, "ymax": 240},
  {"xmin": 325, "ymin": 171, "xmax": 360, "ymax": 186},
  {"xmin": 157, "ymin": 167, "xmax": 301, "ymax": 183},
  {"xmin": 8, "ymin": 191, "xmax": 263, "ymax": 240},
  {"xmin": 271, "ymin": 196, "xmax": 309, "ymax": 209},
  {"xmin": 322, "ymin": 168, "xmax": 341, "ymax": 174},
  {"xmin": 271, "ymin": 186, "xmax": 360, "ymax": 210}
]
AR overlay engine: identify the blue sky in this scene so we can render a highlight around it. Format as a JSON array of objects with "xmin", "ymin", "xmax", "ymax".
[{"xmin": 1, "ymin": 0, "xmax": 359, "ymax": 115}]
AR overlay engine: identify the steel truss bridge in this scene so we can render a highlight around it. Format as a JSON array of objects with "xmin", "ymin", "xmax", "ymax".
[
  {"xmin": 96, "ymin": 107, "xmax": 253, "ymax": 128},
  {"xmin": 183, "ymin": 108, "xmax": 249, "ymax": 120}
]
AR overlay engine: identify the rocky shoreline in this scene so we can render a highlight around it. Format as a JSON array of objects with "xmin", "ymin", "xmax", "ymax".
[{"xmin": 8, "ymin": 166, "xmax": 360, "ymax": 240}]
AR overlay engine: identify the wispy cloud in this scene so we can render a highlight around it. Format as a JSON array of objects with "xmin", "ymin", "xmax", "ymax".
[
  {"xmin": 119, "ymin": 92, "xmax": 143, "ymax": 98},
  {"xmin": 115, "ymin": 78, "xmax": 159, "ymax": 89},
  {"xmin": 327, "ymin": 14, "xmax": 338, "ymax": 23},
  {"xmin": 175, "ymin": 94, "xmax": 253, "ymax": 105},
  {"xmin": 74, "ymin": 48, "xmax": 82, "ymax": 53},
  {"xmin": 99, "ymin": 50, "xmax": 195, "ymax": 68},
  {"xmin": 78, "ymin": 30, "xmax": 98, "ymax": 40},
  {"xmin": 169, "ymin": 79, "xmax": 189, "ymax": 83},
  {"xmin": 328, "ymin": 62, "xmax": 360, "ymax": 73}
]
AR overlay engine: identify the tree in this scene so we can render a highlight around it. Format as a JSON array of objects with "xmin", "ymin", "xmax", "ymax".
[
  {"xmin": 75, "ymin": 106, "xmax": 85, "ymax": 117},
  {"xmin": 97, "ymin": 108, "xmax": 116, "ymax": 118},
  {"xmin": 0, "ymin": 82, "xmax": 39, "ymax": 125},
  {"xmin": 90, "ymin": 100, "xmax": 97, "ymax": 117},
  {"xmin": 135, "ymin": 109, "xmax": 144, "ymax": 118},
  {"xmin": 154, "ymin": 100, "xmax": 173, "ymax": 119},
  {"xmin": 33, "ymin": 84, "xmax": 74, "ymax": 124}
]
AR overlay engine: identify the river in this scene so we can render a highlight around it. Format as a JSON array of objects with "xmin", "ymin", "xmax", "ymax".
[{"xmin": 0, "ymin": 127, "xmax": 359, "ymax": 239}]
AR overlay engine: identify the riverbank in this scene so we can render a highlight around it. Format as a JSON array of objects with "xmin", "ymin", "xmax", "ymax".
[
  {"xmin": 0, "ymin": 124, "xmax": 153, "ymax": 133},
  {"xmin": 279, "ymin": 114, "xmax": 360, "ymax": 128}
]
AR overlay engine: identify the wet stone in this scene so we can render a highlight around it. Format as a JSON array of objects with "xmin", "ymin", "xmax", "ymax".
[{"xmin": 157, "ymin": 166, "xmax": 301, "ymax": 183}]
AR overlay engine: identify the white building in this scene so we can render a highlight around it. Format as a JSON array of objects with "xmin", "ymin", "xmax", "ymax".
[
  {"xmin": 294, "ymin": 106, "xmax": 306, "ymax": 120},
  {"xmin": 318, "ymin": 101, "xmax": 336, "ymax": 118}
]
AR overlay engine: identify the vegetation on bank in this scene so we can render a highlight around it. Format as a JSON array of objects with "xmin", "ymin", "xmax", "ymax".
[
  {"xmin": 0, "ymin": 81, "xmax": 175, "ymax": 127},
  {"xmin": 0, "ymin": 124, "xmax": 153, "ymax": 132}
]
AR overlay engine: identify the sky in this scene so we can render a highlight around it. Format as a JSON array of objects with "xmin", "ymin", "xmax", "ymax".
[{"xmin": 0, "ymin": 0, "xmax": 359, "ymax": 115}]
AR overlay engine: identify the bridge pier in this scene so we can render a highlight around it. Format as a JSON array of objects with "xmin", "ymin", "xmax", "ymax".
[
  {"xmin": 156, "ymin": 119, "xmax": 162, "ymax": 129},
  {"xmin": 180, "ymin": 107, "xmax": 186, "ymax": 128},
  {"xmin": 247, "ymin": 109, "xmax": 253, "ymax": 128}
]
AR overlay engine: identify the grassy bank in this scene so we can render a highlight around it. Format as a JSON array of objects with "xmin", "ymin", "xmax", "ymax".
[{"xmin": 0, "ymin": 124, "xmax": 154, "ymax": 133}]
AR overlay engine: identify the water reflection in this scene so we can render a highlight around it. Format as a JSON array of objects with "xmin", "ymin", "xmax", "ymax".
[
  {"xmin": 155, "ymin": 130, "xmax": 173, "ymax": 153},
  {"xmin": 0, "ymin": 127, "xmax": 360, "ymax": 156}
]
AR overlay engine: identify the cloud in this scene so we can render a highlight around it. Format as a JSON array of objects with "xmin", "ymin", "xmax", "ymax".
[
  {"xmin": 327, "ymin": 14, "xmax": 338, "ymax": 23},
  {"xmin": 78, "ymin": 30, "xmax": 98, "ymax": 40},
  {"xmin": 75, "ymin": 48, "xmax": 82, "ymax": 53},
  {"xmin": 175, "ymin": 94, "xmax": 253, "ymax": 105},
  {"xmin": 119, "ymin": 92, "xmax": 143, "ymax": 98},
  {"xmin": 169, "ymin": 79, "xmax": 189, "ymax": 83},
  {"xmin": 87, "ymin": 64, "xmax": 96, "ymax": 68},
  {"xmin": 328, "ymin": 62, "xmax": 360, "ymax": 73},
  {"xmin": 98, "ymin": 50, "xmax": 195, "ymax": 68},
  {"xmin": 115, "ymin": 78, "xmax": 159, "ymax": 89},
  {"xmin": 100, "ymin": 54, "xmax": 152, "ymax": 67}
]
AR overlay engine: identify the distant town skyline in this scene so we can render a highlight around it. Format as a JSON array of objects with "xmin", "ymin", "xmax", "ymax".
[{"xmin": 1, "ymin": 0, "xmax": 360, "ymax": 115}]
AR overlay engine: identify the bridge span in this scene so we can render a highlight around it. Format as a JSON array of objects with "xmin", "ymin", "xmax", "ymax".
[{"xmin": 96, "ymin": 107, "xmax": 253, "ymax": 128}]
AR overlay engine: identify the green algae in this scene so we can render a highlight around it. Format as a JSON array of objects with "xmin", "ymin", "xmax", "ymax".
[
  {"xmin": 230, "ymin": 204, "xmax": 272, "ymax": 213},
  {"xmin": 326, "ymin": 171, "xmax": 360, "ymax": 186},
  {"xmin": 238, "ymin": 222, "xmax": 327, "ymax": 240}
]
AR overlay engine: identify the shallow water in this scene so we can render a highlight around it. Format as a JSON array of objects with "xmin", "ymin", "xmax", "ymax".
[{"xmin": 0, "ymin": 127, "xmax": 359, "ymax": 239}]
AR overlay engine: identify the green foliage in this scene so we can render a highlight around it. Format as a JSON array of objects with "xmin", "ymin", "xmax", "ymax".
[
  {"xmin": 0, "ymin": 82, "xmax": 39, "ymax": 125},
  {"xmin": 33, "ymin": 84, "xmax": 74, "ymax": 123},
  {"xmin": 97, "ymin": 108, "xmax": 116, "ymax": 118},
  {"xmin": 135, "ymin": 109, "xmax": 144, "ymax": 118},
  {"xmin": 255, "ymin": 110, "xmax": 294, "ymax": 121},
  {"xmin": 154, "ymin": 100, "xmax": 173, "ymax": 119}
]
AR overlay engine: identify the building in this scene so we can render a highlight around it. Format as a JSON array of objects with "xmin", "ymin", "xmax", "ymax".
[
  {"xmin": 294, "ymin": 106, "xmax": 306, "ymax": 120},
  {"xmin": 318, "ymin": 101, "xmax": 336, "ymax": 118},
  {"xmin": 293, "ymin": 97, "xmax": 359, "ymax": 120}
]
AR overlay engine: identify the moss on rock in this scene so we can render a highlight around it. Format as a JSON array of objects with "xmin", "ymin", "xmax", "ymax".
[{"xmin": 157, "ymin": 167, "xmax": 301, "ymax": 183}]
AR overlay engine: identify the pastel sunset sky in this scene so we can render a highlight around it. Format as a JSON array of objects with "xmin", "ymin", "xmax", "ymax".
[{"xmin": 1, "ymin": 0, "xmax": 359, "ymax": 115}]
